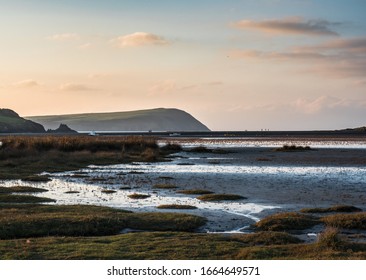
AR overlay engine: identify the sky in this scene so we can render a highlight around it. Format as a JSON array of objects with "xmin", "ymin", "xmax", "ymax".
[{"xmin": 1, "ymin": 0, "xmax": 366, "ymax": 130}]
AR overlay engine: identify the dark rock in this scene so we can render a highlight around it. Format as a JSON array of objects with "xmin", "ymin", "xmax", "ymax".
[{"xmin": 47, "ymin": 124, "xmax": 78, "ymax": 134}]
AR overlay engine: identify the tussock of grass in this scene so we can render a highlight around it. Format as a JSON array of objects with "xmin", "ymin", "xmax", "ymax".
[
  {"xmin": 0, "ymin": 186, "xmax": 48, "ymax": 193},
  {"xmin": 322, "ymin": 212, "xmax": 366, "ymax": 230},
  {"xmin": 156, "ymin": 204, "xmax": 197, "ymax": 210},
  {"xmin": 64, "ymin": 191, "xmax": 80, "ymax": 194},
  {"xmin": 160, "ymin": 143, "xmax": 183, "ymax": 153},
  {"xmin": 197, "ymin": 194, "xmax": 246, "ymax": 201},
  {"xmin": 153, "ymin": 184, "xmax": 178, "ymax": 189},
  {"xmin": 158, "ymin": 176, "xmax": 174, "ymax": 180},
  {"xmin": 177, "ymin": 189, "xmax": 214, "ymax": 195},
  {"xmin": 101, "ymin": 189, "xmax": 117, "ymax": 194},
  {"xmin": 0, "ymin": 194, "xmax": 55, "ymax": 204},
  {"xmin": 21, "ymin": 175, "xmax": 51, "ymax": 182},
  {"xmin": 189, "ymin": 146, "xmax": 212, "ymax": 153},
  {"xmin": 317, "ymin": 227, "xmax": 343, "ymax": 249},
  {"xmin": 301, "ymin": 205, "xmax": 362, "ymax": 213},
  {"xmin": 127, "ymin": 193, "xmax": 151, "ymax": 199},
  {"xmin": 0, "ymin": 204, "xmax": 206, "ymax": 239},
  {"xmin": 255, "ymin": 212, "xmax": 320, "ymax": 231},
  {"xmin": 231, "ymin": 231, "xmax": 302, "ymax": 246},
  {"xmin": 275, "ymin": 145, "xmax": 312, "ymax": 152}
]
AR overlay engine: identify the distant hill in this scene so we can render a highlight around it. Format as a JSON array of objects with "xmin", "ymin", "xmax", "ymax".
[
  {"xmin": 0, "ymin": 109, "xmax": 45, "ymax": 133},
  {"xmin": 28, "ymin": 108, "xmax": 210, "ymax": 132}
]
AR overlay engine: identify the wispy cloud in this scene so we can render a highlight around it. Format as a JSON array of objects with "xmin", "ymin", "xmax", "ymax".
[
  {"xmin": 111, "ymin": 32, "xmax": 169, "ymax": 47},
  {"xmin": 231, "ymin": 17, "xmax": 340, "ymax": 36},
  {"xmin": 78, "ymin": 43, "xmax": 92, "ymax": 49},
  {"xmin": 47, "ymin": 33, "xmax": 80, "ymax": 41},
  {"xmin": 231, "ymin": 36, "xmax": 366, "ymax": 78},
  {"xmin": 148, "ymin": 80, "xmax": 176, "ymax": 95},
  {"xmin": 59, "ymin": 83, "xmax": 92, "ymax": 91},
  {"xmin": 13, "ymin": 79, "xmax": 41, "ymax": 88}
]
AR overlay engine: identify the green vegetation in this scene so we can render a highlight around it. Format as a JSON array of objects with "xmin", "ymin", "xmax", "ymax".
[
  {"xmin": 153, "ymin": 184, "xmax": 178, "ymax": 189},
  {"xmin": 197, "ymin": 194, "xmax": 247, "ymax": 201},
  {"xmin": 127, "ymin": 193, "xmax": 151, "ymax": 199},
  {"xmin": 230, "ymin": 231, "xmax": 302, "ymax": 246},
  {"xmin": 0, "ymin": 204, "xmax": 206, "ymax": 239},
  {"xmin": 177, "ymin": 189, "xmax": 214, "ymax": 195},
  {"xmin": 275, "ymin": 145, "xmax": 312, "ymax": 152},
  {"xmin": 301, "ymin": 205, "xmax": 362, "ymax": 213},
  {"xmin": 0, "ymin": 186, "xmax": 48, "ymax": 193},
  {"xmin": 0, "ymin": 194, "xmax": 55, "ymax": 204},
  {"xmin": 157, "ymin": 204, "xmax": 197, "ymax": 210},
  {"xmin": 255, "ymin": 212, "xmax": 320, "ymax": 231},
  {"xmin": 1, "ymin": 230, "xmax": 366, "ymax": 260}
]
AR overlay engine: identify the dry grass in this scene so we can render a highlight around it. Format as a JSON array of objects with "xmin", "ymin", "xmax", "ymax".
[
  {"xmin": 156, "ymin": 204, "xmax": 197, "ymax": 210},
  {"xmin": 275, "ymin": 145, "xmax": 312, "ymax": 152},
  {"xmin": 0, "ymin": 194, "xmax": 55, "ymax": 204},
  {"xmin": 322, "ymin": 212, "xmax": 366, "ymax": 230},
  {"xmin": 301, "ymin": 205, "xmax": 362, "ymax": 213},
  {"xmin": 0, "ymin": 135, "xmax": 161, "ymax": 180},
  {"xmin": 177, "ymin": 189, "xmax": 214, "ymax": 195},
  {"xmin": 255, "ymin": 212, "xmax": 320, "ymax": 231},
  {"xmin": 153, "ymin": 184, "xmax": 178, "ymax": 189},
  {"xmin": 0, "ymin": 186, "xmax": 48, "ymax": 193},
  {"xmin": 127, "ymin": 193, "xmax": 151, "ymax": 199},
  {"xmin": 197, "ymin": 194, "xmax": 247, "ymax": 201}
]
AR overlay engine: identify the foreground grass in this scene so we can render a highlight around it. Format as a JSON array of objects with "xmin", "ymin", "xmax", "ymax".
[
  {"xmin": 0, "ymin": 204, "xmax": 206, "ymax": 239},
  {"xmin": 1, "ymin": 231, "xmax": 366, "ymax": 260}
]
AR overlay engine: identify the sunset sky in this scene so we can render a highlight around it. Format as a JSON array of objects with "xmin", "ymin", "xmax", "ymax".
[{"xmin": 1, "ymin": 0, "xmax": 366, "ymax": 130}]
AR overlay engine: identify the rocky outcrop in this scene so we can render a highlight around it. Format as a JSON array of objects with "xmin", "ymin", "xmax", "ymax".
[
  {"xmin": 0, "ymin": 109, "xmax": 45, "ymax": 133},
  {"xmin": 47, "ymin": 124, "xmax": 78, "ymax": 134}
]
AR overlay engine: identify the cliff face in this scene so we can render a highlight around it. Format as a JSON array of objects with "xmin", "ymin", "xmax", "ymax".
[
  {"xmin": 0, "ymin": 109, "xmax": 45, "ymax": 133},
  {"xmin": 28, "ymin": 108, "xmax": 210, "ymax": 132}
]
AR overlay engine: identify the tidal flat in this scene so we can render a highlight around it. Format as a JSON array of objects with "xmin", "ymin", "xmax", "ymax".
[{"xmin": 0, "ymin": 135, "xmax": 366, "ymax": 259}]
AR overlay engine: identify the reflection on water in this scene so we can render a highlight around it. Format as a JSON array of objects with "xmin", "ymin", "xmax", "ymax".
[{"xmin": 1, "ymin": 138, "xmax": 366, "ymax": 233}]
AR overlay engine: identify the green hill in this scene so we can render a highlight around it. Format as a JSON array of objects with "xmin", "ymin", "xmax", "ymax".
[
  {"xmin": 28, "ymin": 108, "xmax": 210, "ymax": 132},
  {"xmin": 0, "ymin": 109, "xmax": 45, "ymax": 133}
]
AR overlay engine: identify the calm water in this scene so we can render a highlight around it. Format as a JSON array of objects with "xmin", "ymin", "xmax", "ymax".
[{"xmin": 2, "ymin": 138, "xmax": 366, "ymax": 233}]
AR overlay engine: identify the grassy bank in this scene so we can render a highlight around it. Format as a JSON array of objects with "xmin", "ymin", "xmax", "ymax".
[
  {"xmin": 1, "ymin": 230, "xmax": 366, "ymax": 260},
  {"xmin": 0, "ymin": 135, "xmax": 160, "ymax": 179}
]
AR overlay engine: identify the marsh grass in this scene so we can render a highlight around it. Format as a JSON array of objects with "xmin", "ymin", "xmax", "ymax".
[
  {"xmin": 0, "ymin": 186, "xmax": 48, "ymax": 193},
  {"xmin": 0, "ymin": 204, "xmax": 206, "ymax": 239},
  {"xmin": 197, "ymin": 194, "xmax": 246, "ymax": 201},
  {"xmin": 0, "ymin": 136, "xmax": 160, "ymax": 180},
  {"xmin": 177, "ymin": 189, "xmax": 214, "ymax": 195},
  {"xmin": 1, "ymin": 231, "xmax": 366, "ymax": 260},
  {"xmin": 153, "ymin": 184, "xmax": 178, "ymax": 189},
  {"xmin": 230, "ymin": 231, "xmax": 302, "ymax": 246},
  {"xmin": 275, "ymin": 145, "xmax": 312, "ymax": 152},
  {"xmin": 101, "ymin": 189, "xmax": 117, "ymax": 194},
  {"xmin": 128, "ymin": 193, "xmax": 151, "ymax": 199},
  {"xmin": 322, "ymin": 212, "xmax": 366, "ymax": 230},
  {"xmin": 255, "ymin": 212, "xmax": 320, "ymax": 231},
  {"xmin": 0, "ymin": 194, "xmax": 55, "ymax": 204},
  {"xmin": 317, "ymin": 227, "xmax": 343, "ymax": 249},
  {"xmin": 156, "ymin": 204, "xmax": 197, "ymax": 210},
  {"xmin": 301, "ymin": 205, "xmax": 362, "ymax": 213}
]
